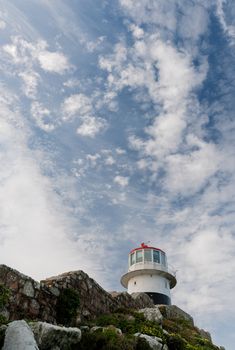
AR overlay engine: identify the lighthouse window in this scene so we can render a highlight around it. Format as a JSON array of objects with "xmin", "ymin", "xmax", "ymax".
[
  {"xmin": 136, "ymin": 250, "xmax": 143, "ymax": 263},
  {"xmin": 130, "ymin": 253, "xmax": 135, "ymax": 265},
  {"xmin": 161, "ymin": 252, "xmax": 166, "ymax": 266},
  {"xmin": 153, "ymin": 250, "xmax": 160, "ymax": 263},
  {"xmin": 144, "ymin": 249, "xmax": 152, "ymax": 262}
]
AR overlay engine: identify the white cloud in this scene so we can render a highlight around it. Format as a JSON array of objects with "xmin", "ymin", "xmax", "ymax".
[
  {"xmin": 62, "ymin": 94, "xmax": 93, "ymax": 119},
  {"xmin": 116, "ymin": 148, "xmax": 126, "ymax": 155},
  {"xmin": 0, "ymin": 87, "xmax": 77, "ymax": 279},
  {"xmin": 62, "ymin": 93, "xmax": 107, "ymax": 137},
  {"xmin": 19, "ymin": 70, "xmax": 40, "ymax": 99},
  {"xmin": 2, "ymin": 36, "xmax": 71, "ymax": 75},
  {"xmin": 217, "ymin": 0, "xmax": 235, "ymax": 42},
  {"xmin": 163, "ymin": 137, "xmax": 221, "ymax": 195},
  {"xmin": 0, "ymin": 20, "xmax": 6, "ymax": 29},
  {"xmin": 129, "ymin": 24, "xmax": 144, "ymax": 39},
  {"xmin": 105, "ymin": 156, "xmax": 115, "ymax": 165},
  {"xmin": 31, "ymin": 101, "xmax": 55, "ymax": 131},
  {"xmin": 114, "ymin": 175, "xmax": 129, "ymax": 187},
  {"xmin": 37, "ymin": 50, "xmax": 71, "ymax": 74},
  {"xmin": 76, "ymin": 116, "xmax": 106, "ymax": 137}
]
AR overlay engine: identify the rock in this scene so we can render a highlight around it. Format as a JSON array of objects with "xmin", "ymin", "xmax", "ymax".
[
  {"xmin": 30, "ymin": 321, "xmax": 81, "ymax": 350},
  {"xmin": 199, "ymin": 328, "xmax": 212, "ymax": 342},
  {"xmin": 3, "ymin": 320, "xmax": 39, "ymax": 350},
  {"xmin": 138, "ymin": 306, "xmax": 163, "ymax": 324},
  {"xmin": 104, "ymin": 325, "xmax": 122, "ymax": 335},
  {"xmin": 0, "ymin": 325, "xmax": 7, "ymax": 348},
  {"xmin": 159, "ymin": 305, "xmax": 194, "ymax": 326},
  {"xmin": 134, "ymin": 333, "xmax": 168, "ymax": 350},
  {"xmin": 131, "ymin": 292, "xmax": 155, "ymax": 308},
  {"xmin": 23, "ymin": 281, "xmax": 35, "ymax": 298},
  {"xmin": 80, "ymin": 325, "xmax": 90, "ymax": 332},
  {"xmin": 90, "ymin": 326, "xmax": 103, "ymax": 333}
]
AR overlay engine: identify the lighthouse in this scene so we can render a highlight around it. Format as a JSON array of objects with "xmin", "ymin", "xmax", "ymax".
[{"xmin": 121, "ymin": 243, "xmax": 177, "ymax": 305}]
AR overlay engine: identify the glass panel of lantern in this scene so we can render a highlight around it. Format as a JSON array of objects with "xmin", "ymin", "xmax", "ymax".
[
  {"xmin": 144, "ymin": 249, "xmax": 152, "ymax": 262},
  {"xmin": 153, "ymin": 250, "xmax": 160, "ymax": 263},
  {"xmin": 136, "ymin": 250, "xmax": 143, "ymax": 263}
]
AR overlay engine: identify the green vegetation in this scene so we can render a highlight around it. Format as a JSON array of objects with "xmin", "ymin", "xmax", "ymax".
[
  {"xmin": 0, "ymin": 284, "xmax": 10, "ymax": 310},
  {"xmin": 56, "ymin": 288, "xmax": 80, "ymax": 326},
  {"xmin": 81, "ymin": 309, "xmax": 220, "ymax": 350},
  {"xmin": 76, "ymin": 330, "xmax": 152, "ymax": 350},
  {"xmin": 0, "ymin": 284, "xmax": 10, "ymax": 326}
]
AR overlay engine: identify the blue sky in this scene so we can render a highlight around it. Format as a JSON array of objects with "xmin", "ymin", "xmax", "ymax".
[{"xmin": 0, "ymin": 0, "xmax": 235, "ymax": 348}]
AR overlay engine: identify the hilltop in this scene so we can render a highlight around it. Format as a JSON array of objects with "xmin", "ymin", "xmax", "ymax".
[{"xmin": 0, "ymin": 264, "xmax": 225, "ymax": 350}]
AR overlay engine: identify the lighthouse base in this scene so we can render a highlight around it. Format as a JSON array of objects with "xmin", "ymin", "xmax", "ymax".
[{"xmin": 146, "ymin": 292, "xmax": 171, "ymax": 305}]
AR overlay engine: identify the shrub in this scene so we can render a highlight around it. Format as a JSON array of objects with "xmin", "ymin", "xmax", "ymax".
[
  {"xmin": 0, "ymin": 284, "xmax": 10, "ymax": 309},
  {"xmin": 56, "ymin": 288, "xmax": 80, "ymax": 326},
  {"xmin": 166, "ymin": 333, "xmax": 188, "ymax": 350},
  {"xmin": 76, "ymin": 332, "xmax": 140, "ymax": 350}
]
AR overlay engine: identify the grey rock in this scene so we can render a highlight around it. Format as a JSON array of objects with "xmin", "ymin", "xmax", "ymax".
[
  {"xmin": 159, "ymin": 305, "xmax": 194, "ymax": 326},
  {"xmin": 49, "ymin": 286, "xmax": 60, "ymax": 297},
  {"xmin": 103, "ymin": 325, "xmax": 122, "ymax": 335},
  {"xmin": 3, "ymin": 320, "xmax": 39, "ymax": 350},
  {"xmin": 80, "ymin": 325, "xmax": 89, "ymax": 332},
  {"xmin": 30, "ymin": 321, "xmax": 81, "ymax": 350},
  {"xmin": 90, "ymin": 326, "xmax": 103, "ymax": 333},
  {"xmin": 138, "ymin": 306, "xmax": 163, "ymax": 324},
  {"xmin": 199, "ymin": 328, "xmax": 212, "ymax": 342},
  {"xmin": 134, "ymin": 333, "xmax": 168, "ymax": 350},
  {"xmin": 131, "ymin": 292, "xmax": 155, "ymax": 307},
  {"xmin": 23, "ymin": 281, "xmax": 35, "ymax": 298}
]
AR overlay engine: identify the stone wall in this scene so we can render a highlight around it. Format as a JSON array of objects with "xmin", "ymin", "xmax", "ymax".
[
  {"xmin": 0, "ymin": 265, "xmax": 57, "ymax": 324},
  {"xmin": 0, "ymin": 265, "xmax": 153, "ymax": 325}
]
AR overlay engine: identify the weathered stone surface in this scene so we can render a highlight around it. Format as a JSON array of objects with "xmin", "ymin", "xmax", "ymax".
[
  {"xmin": 0, "ymin": 265, "xmax": 57, "ymax": 324},
  {"xmin": 0, "ymin": 264, "xmax": 155, "ymax": 325},
  {"xmin": 90, "ymin": 326, "xmax": 103, "ymax": 333},
  {"xmin": 134, "ymin": 333, "xmax": 168, "ymax": 350},
  {"xmin": 131, "ymin": 292, "xmax": 155, "ymax": 308},
  {"xmin": 199, "ymin": 328, "xmax": 212, "ymax": 342},
  {"xmin": 138, "ymin": 306, "xmax": 163, "ymax": 324},
  {"xmin": 23, "ymin": 281, "xmax": 35, "ymax": 298},
  {"xmin": 159, "ymin": 305, "xmax": 194, "ymax": 326},
  {"xmin": 30, "ymin": 321, "xmax": 81, "ymax": 350},
  {"xmin": 42, "ymin": 270, "xmax": 120, "ymax": 320},
  {"xmin": 3, "ymin": 320, "xmax": 39, "ymax": 350},
  {"xmin": 110, "ymin": 291, "xmax": 154, "ymax": 310}
]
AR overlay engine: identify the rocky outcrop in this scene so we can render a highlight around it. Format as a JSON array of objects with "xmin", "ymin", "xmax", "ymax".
[
  {"xmin": 159, "ymin": 304, "xmax": 194, "ymax": 326},
  {"xmin": 41, "ymin": 270, "xmax": 119, "ymax": 320},
  {"xmin": 134, "ymin": 333, "xmax": 168, "ymax": 350},
  {"xmin": 138, "ymin": 306, "xmax": 163, "ymax": 324},
  {"xmin": 0, "ymin": 264, "xmax": 154, "ymax": 325},
  {"xmin": 110, "ymin": 291, "xmax": 154, "ymax": 309},
  {"xmin": 199, "ymin": 328, "xmax": 212, "ymax": 342},
  {"xmin": 30, "ymin": 322, "xmax": 81, "ymax": 350},
  {"xmin": 2, "ymin": 320, "xmax": 39, "ymax": 350},
  {"xmin": 0, "ymin": 265, "xmax": 57, "ymax": 324}
]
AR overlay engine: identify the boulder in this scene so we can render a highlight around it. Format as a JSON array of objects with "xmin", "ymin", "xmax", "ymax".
[
  {"xmin": 138, "ymin": 306, "xmax": 163, "ymax": 324},
  {"xmin": 103, "ymin": 325, "xmax": 122, "ymax": 335},
  {"xmin": 199, "ymin": 328, "xmax": 212, "ymax": 342},
  {"xmin": 30, "ymin": 321, "xmax": 81, "ymax": 350},
  {"xmin": 3, "ymin": 320, "xmax": 39, "ymax": 350},
  {"xmin": 159, "ymin": 305, "xmax": 194, "ymax": 326},
  {"xmin": 134, "ymin": 333, "xmax": 168, "ymax": 350}
]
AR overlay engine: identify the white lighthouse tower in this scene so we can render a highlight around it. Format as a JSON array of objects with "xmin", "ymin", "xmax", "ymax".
[{"xmin": 121, "ymin": 243, "xmax": 177, "ymax": 305}]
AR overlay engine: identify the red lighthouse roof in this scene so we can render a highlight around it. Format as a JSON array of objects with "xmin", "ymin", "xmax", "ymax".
[{"xmin": 129, "ymin": 242, "xmax": 165, "ymax": 254}]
